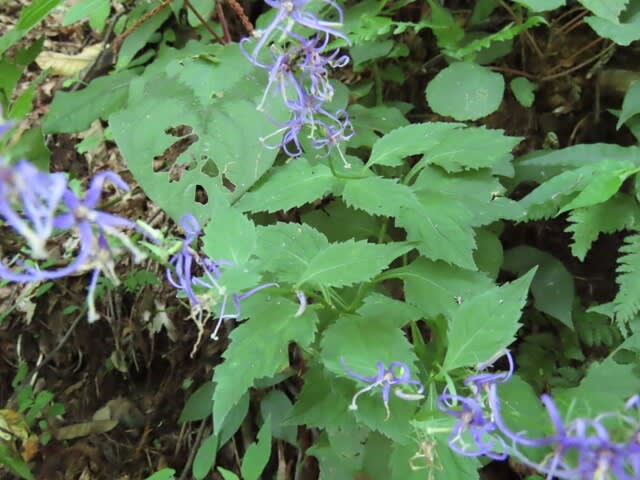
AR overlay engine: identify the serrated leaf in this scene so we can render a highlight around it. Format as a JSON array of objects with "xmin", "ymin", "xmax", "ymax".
[
  {"xmin": 566, "ymin": 194, "xmax": 640, "ymax": 261},
  {"xmin": 347, "ymin": 103, "xmax": 409, "ymax": 149},
  {"xmin": 503, "ymin": 246, "xmax": 575, "ymax": 329},
  {"xmin": 366, "ymin": 123, "xmax": 462, "ymax": 168},
  {"xmin": 44, "ymin": 69, "xmax": 138, "ymax": 133},
  {"xmin": 202, "ymin": 199, "xmax": 256, "ymax": 264},
  {"xmin": 241, "ymin": 419, "xmax": 272, "ymax": 480},
  {"xmin": 443, "ymin": 270, "xmax": 535, "ymax": 372},
  {"xmin": 617, "ymin": 81, "xmax": 640, "ymax": 129},
  {"xmin": 193, "ymin": 433, "xmax": 218, "ymax": 480},
  {"xmin": 297, "ymin": 240, "xmax": 412, "ymax": 288},
  {"xmin": 577, "ymin": 0, "xmax": 628, "ymax": 22},
  {"xmin": 341, "ymin": 176, "xmax": 421, "ymax": 217},
  {"xmin": 357, "ymin": 293, "xmax": 422, "ymax": 328},
  {"xmin": 510, "ymin": 77, "xmax": 537, "ymax": 107},
  {"xmin": 212, "ymin": 295, "xmax": 318, "ymax": 433},
  {"xmin": 235, "ymin": 158, "xmax": 336, "ymax": 213},
  {"xmin": 388, "ymin": 257, "xmax": 494, "ymax": 320},
  {"xmin": 612, "ymin": 234, "xmax": 640, "ymax": 332},
  {"xmin": 302, "ymin": 199, "xmax": 380, "ymax": 242},
  {"xmin": 110, "ymin": 42, "xmax": 285, "ymax": 223},
  {"xmin": 426, "ymin": 62, "xmax": 504, "ymax": 121},
  {"xmin": 585, "ymin": 14, "xmax": 640, "ymax": 46}
]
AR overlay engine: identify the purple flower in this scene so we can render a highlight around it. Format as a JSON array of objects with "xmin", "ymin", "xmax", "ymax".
[
  {"xmin": 437, "ymin": 392, "xmax": 507, "ymax": 460},
  {"xmin": 341, "ymin": 359, "xmax": 424, "ymax": 419}
]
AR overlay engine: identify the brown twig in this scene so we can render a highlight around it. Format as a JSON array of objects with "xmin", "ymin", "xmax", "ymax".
[
  {"xmin": 540, "ymin": 43, "xmax": 616, "ymax": 81},
  {"xmin": 499, "ymin": 0, "xmax": 544, "ymax": 59},
  {"xmin": 113, "ymin": 0, "xmax": 173, "ymax": 53},
  {"xmin": 225, "ymin": 0, "xmax": 254, "ymax": 35},
  {"xmin": 544, "ymin": 36, "xmax": 604, "ymax": 76},
  {"xmin": 184, "ymin": 0, "xmax": 224, "ymax": 43},
  {"xmin": 216, "ymin": 1, "xmax": 232, "ymax": 44},
  {"xmin": 177, "ymin": 420, "xmax": 209, "ymax": 480},
  {"xmin": 489, "ymin": 65, "xmax": 537, "ymax": 80}
]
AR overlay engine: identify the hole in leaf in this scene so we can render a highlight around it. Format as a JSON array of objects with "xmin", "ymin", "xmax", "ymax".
[
  {"xmin": 221, "ymin": 174, "xmax": 236, "ymax": 193},
  {"xmin": 194, "ymin": 184, "xmax": 208, "ymax": 205},
  {"xmin": 152, "ymin": 124, "xmax": 199, "ymax": 182}
]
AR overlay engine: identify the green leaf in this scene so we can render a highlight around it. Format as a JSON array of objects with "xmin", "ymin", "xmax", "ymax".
[
  {"xmin": 503, "ymin": 246, "xmax": 575, "ymax": 329},
  {"xmin": 512, "ymin": 0, "xmax": 566, "ymax": 11},
  {"xmin": 217, "ymin": 467, "xmax": 240, "ymax": 480},
  {"xmin": 193, "ymin": 433, "xmax": 219, "ymax": 480},
  {"xmin": 297, "ymin": 240, "xmax": 412, "ymax": 288},
  {"xmin": 144, "ymin": 469, "xmax": 176, "ymax": 480},
  {"xmin": 366, "ymin": 122, "xmax": 461, "ymax": 168},
  {"xmin": 235, "ymin": 158, "xmax": 336, "ymax": 213},
  {"xmin": 585, "ymin": 14, "xmax": 640, "ymax": 46},
  {"xmin": 44, "ymin": 69, "xmax": 138, "ymax": 133},
  {"xmin": 566, "ymin": 194, "xmax": 640, "ymax": 261},
  {"xmin": 179, "ymin": 381, "xmax": 214, "ymax": 423},
  {"xmin": 116, "ymin": 7, "xmax": 172, "ymax": 68},
  {"xmin": 302, "ymin": 199, "xmax": 380, "ymax": 242},
  {"xmin": 0, "ymin": 441, "xmax": 34, "ymax": 480},
  {"xmin": 260, "ymin": 391, "xmax": 297, "ymax": 445},
  {"xmin": 510, "ymin": 77, "xmax": 537, "ymax": 107},
  {"xmin": 617, "ymin": 81, "xmax": 640, "ymax": 129},
  {"xmin": 428, "ymin": 0, "xmax": 465, "ymax": 49},
  {"xmin": 357, "ymin": 292, "xmax": 422, "ymax": 327},
  {"xmin": 612, "ymin": 234, "xmax": 640, "ymax": 332},
  {"xmin": 341, "ymin": 176, "xmax": 421, "ymax": 218},
  {"xmin": 110, "ymin": 42, "xmax": 284, "ymax": 223},
  {"xmin": 212, "ymin": 294, "xmax": 318, "ymax": 433},
  {"xmin": 202, "ymin": 200, "xmax": 256, "ymax": 264},
  {"xmin": 388, "ymin": 257, "xmax": 494, "ymax": 320},
  {"xmin": 347, "ymin": 104, "xmax": 409, "ymax": 149},
  {"xmin": 473, "ymin": 228, "xmax": 503, "ymax": 279},
  {"xmin": 426, "ymin": 62, "xmax": 505, "ymax": 121},
  {"xmin": 443, "ymin": 269, "xmax": 535, "ymax": 372},
  {"xmin": 241, "ymin": 419, "xmax": 272, "ymax": 480},
  {"xmin": 0, "ymin": 0, "xmax": 64, "ymax": 56},
  {"xmin": 63, "ymin": 0, "xmax": 111, "ymax": 31},
  {"xmin": 577, "ymin": 0, "xmax": 628, "ymax": 22},
  {"xmin": 219, "ymin": 392, "xmax": 249, "ymax": 447},
  {"xmin": 555, "ymin": 332, "xmax": 640, "ymax": 415},
  {"xmin": 308, "ymin": 427, "xmax": 367, "ymax": 480}
]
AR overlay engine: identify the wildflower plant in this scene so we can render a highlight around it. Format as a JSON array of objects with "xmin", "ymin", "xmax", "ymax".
[{"xmin": 3, "ymin": 1, "xmax": 640, "ymax": 480}]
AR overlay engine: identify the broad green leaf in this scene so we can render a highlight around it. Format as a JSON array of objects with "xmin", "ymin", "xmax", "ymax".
[
  {"xmin": 341, "ymin": 176, "xmax": 421, "ymax": 218},
  {"xmin": 43, "ymin": 69, "xmax": 138, "ymax": 133},
  {"xmin": 260, "ymin": 391, "xmax": 296, "ymax": 445},
  {"xmin": 426, "ymin": 62, "xmax": 504, "ymax": 121},
  {"xmin": 422, "ymin": 126, "xmax": 522, "ymax": 172},
  {"xmin": 388, "ymin": 257, "xmax": 494, "ymax": 320},
  {"xmin": 63, "ymin": 0, "xmax": 111, "ymax": 31},
  {"xmin": 235, "ymin": 158, "xmax": 336, "ymax": 213},
  {"xmin": 347, "ymin": 104, "xmax": 409, "ymax": 149},
  {"xmin": 473, "ymin": 228, "xmax": 503, "ymax": 279},
  {"xmin": 577, "ymin": 0, "xmax": 628, "ymax": 22},
  {"xmin": 357, "ymin": 293, "xmax": 422, "ymax": 328},
  {"xmin": 212, "ymin": 294, "xmax": 318, "ymax": 432},
  {"xmin": 503, "ymin": 246, "xmax": 575, "ymax": 329},
  {"xmin": 361, "ymin": 433, "xmax": 392, "ymax": 480},
  {"xmin": 202, "ymin": 200, "xmax": 256, "ymax": 264},
  {"xmin": 255, "ymin": 222, "xmax": 329, "ymax": 280},
  {"xmin": 241, "ymin": 419, "xmax": 272, "ymax": 480},
  {"xmin": 428, "ymin": 0, "xmax": 465, "ymax": 49},
  {"xmin": 302, "ymin": 200, "xmax": 380, "ymax": 242},
  {"xmin": 179, "ymin": 382, "xmax": 214, "ymax": 423},
  {"xmin": 0, "ymin": 0, "xmax": 64, "ymax": 56},
  {"xmin": 566, "ymin": 194, "xmax": 640, "ymax": 261},
  {"xmin": 558, "ymin": 164, "xmax": 640, "ymax": 214},
  {"xmin": 617, "ymin": 81, "xmax": 640, "ymax": 129},
  {"xmin": 366, "ymin": 123, "xmax": 461, "ymax": 168},
  {"xmin": 193, "ymin": 433, "xmax": 218, "ymax": 480},
  {"xmin": 297, "ymin": 240, "xmax": 412, "ymax": 288},
  {"xmin": 585, "ymin": 14, "xmax": 640, "ymax": 46},
  {"xmin": 110, "ymin": 42, "xmax": 284, "ymax": 223},
  {"xmin": 308, "ymin": 428, "xmax": 366, "ymax": 480},
  {"xmin": 0, "ymin": 40, "xmax": 43, "ymax": 106},
  {"xmin": 219, "ymin": 392, "xmax": 249, "ymax": 447},
  {"xmin": 513, "ymin": 0, "xmax": 566, "ymax": 11},
  {"xmin": 286, "ymin": 363, "xmax": 354, "ymax": 430},
  {"xmin": 510, "ymin": 77, "xmax": 537, "ymax": 107},
  {"xmin": 555, "ymin": 332, "xmax": 640, "ymax": 415},
  {"xmin": 443, "ymin": 270, "xmax": 535, "ymax": 372}
]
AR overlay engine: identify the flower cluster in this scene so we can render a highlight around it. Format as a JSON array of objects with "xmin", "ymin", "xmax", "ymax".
[
  {"xmin": 166, "ymin": 214, "xmax": 278, "ymax": 349},
  {"xmin": 342, "ymin": 358, "xmax": 425, "ymax": 419},
  {"xmin": 0, "ymin": 122, "xmax": 147, "ymax": 322},
  {"xmin": 241, "ymin": 0, "xmax": 354, "ymax": 167},
  {"xmin": 438, "ymin": 351, "xmax": 640, "ymax": 479}
]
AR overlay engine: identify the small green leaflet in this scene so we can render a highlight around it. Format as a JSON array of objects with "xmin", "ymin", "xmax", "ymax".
[
  {"xmin": 260, "ymin": 391, "xmax": 297, "ymax": 445},
  {"xmin": 612, "ymin": 234, "xmax": 640, "ymax": 331},
  {"xmin": 178, "ymin": 381, "xmax": 214, "ymax": 423},
  {"xmin": 512, "ymin": 0, "xmax": 566, "ymax": 11},
  {"xmin": 212, "ymin": 294, "xmax": 318, "ymax": 433},
  {"xmin": 143, "ymin": 469, "xmax": 176, "ymax": 480},
  {"xmin": 192, "ymin": 433, "xmax": 218, "ymax": 480},
  {"xmin": 443, "ymin": 269, "xmax": 536, "ymax": 372},
  {"xmin": 116, "ymin": 6, "xmax": 172, "ymax": 68},
  {"xmin": 241, "ymin": 419, "xmax": 272, "ymax": 480},
  {"xmin": 510, "ymin": 77, "xmax": 537, "ymax": 108},
  {"xmin": 387, "ymin": 257, "xmax": 494, "ymax": 320},
  {"xmin": 366, "ymin": 122, "xmax": 461, "ymax": 168},
  {"xmin": 566, "ymin": 194, "xmax": 640, "ymax": 261},
  {"xmin": 235, "ymin": 158, "xmax": 336, "ymax": 213}
]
